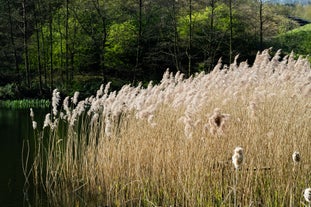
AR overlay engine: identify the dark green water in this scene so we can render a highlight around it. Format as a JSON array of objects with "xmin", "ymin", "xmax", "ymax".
[{"xmin": 0, "ymin": 108, "xmax": 47, "ymax": 207}]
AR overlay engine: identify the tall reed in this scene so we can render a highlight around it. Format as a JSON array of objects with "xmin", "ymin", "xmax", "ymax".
[{"xmin": 26, "ymin": 49, "xmax": 311, "ymax": 206}]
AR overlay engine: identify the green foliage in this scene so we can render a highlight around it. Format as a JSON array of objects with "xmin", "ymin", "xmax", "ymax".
[
  {"xmin": 178, "ymin": 3, "xmax": 236, "ymax": 39},
  {"xmin": 105, "ymin": 20, "xmax": 137, "ymax": 68},
  {"xmin": 293, "ymin": 4, "xmax": 311, "ymax": 21},
  {"xmin": 0, "ymin": 99, "xmax": 50, "ymax": 109},
  {"xmin": 0, "ymin": 84, "xmax": 16, "ymax": 99},
  {"xmin": 68, "ymin": 74, "xmax": 103, "ymax": 98},
  {"xmin": 2, "ymin": 0, "xmax": 309, "ymax": 98},
  {"xmin": 271, "ymin": 24, "xmax": 311, "ymax": 57}
]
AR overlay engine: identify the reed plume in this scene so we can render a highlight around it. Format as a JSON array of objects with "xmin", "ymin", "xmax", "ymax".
[
  {"xmin": 304, "ymin": 188, "xmax": 311, "ymax": 206},
  {"xmin": 292, "ymin": 151, "xmax": 300, "ymax": 164}
]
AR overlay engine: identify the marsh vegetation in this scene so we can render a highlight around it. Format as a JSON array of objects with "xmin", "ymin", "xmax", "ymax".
[{"xmin": 25, "ymin": 49, "xmax": 311, "ymax": 206}]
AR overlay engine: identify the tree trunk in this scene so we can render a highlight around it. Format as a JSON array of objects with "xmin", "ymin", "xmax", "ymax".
[
  {"xmin": 70, "ymin": 19, "xmax": 77, "ymax": 81},
  {"xmin": 49, "ymin": 2, "xmax": 53, "ymax": 90},
  {"xmin": 229, "ymin": 0, "xmax": 233, "ymax": 64},
  {"xmin": 40, "ymin": 24, "xmax": 47, "ymax": 85},
  {"xmin": 22, "ymin": 0, "xmax": 30, "ymax": 87},
  {"xmin": 188, "ymin": 0, "xmax": 192, "ymax": 77},
  {"xmin": 92, "ymin": 0, "xmax": 107, "ymax": 82},
  {"xmin": 34, "ymin": 6, "xmax": 43, "ymax": 94},
  {"xmin": 134, "ymin": 0, "xmax": 142, "ymax": 82},
  {"xmin": 172, "ymin": 0, "xmax": 181, "ymax": 72},
  {"xmin": 208, "ymin": 0, "xmax": 215, "ymax": 72},
  {"xmin": 57, "ymin": 4, "xmax": 64, "ymax": 84},
  {"xmin": 7, "ymin": 0, "xmax": 20, "ymax": 81},
  {"xmin": 259, "ymin": 0, "xmax": 263, "ymax": 51},
  {"xmin": 65, "ymin": 0, "xmax": 69, "ymax": 87}
]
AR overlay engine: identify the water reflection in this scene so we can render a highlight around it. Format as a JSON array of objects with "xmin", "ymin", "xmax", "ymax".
[{"xmin": 0, "ymin": 108, "xmax": 47, "ymax": 207}]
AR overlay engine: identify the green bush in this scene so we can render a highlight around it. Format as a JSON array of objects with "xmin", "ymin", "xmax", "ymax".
[
  {"xmin": 271, "ymin": 24, "xmax": 311, "ymax": 58},
  {"xmin": 0, "ymin": 84, "xmax": 16, "ymax": 99}
]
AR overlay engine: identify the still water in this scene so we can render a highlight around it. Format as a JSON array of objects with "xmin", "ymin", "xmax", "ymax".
[{"xmin": 0, "ymin": 108, "xmax": 47, "ymax": 206}]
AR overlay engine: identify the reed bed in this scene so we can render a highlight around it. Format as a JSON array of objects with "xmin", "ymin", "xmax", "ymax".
[{"xmin": 26, "ymin": 49, "xmax": 311, "ymax": 206}]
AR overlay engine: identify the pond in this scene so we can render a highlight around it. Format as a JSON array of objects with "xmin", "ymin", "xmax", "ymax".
[{"xmin": 0, "ymin": 108, "xmax": 47, "ymax": 206}]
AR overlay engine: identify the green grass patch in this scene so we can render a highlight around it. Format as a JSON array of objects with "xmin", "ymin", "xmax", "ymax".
[
  {"xmin": 271, "ymin": 24, "xmax": 311, "ymax": 60},
  {"xmin": 0, "ymin": 99, "xmax": 50, "ymax": 109}
]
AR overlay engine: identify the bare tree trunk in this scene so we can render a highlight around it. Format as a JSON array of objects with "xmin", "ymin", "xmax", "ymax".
[
  {"xmin": 70, "ymin": 19, "xmax": 77, "ymax": 81},
  {"xmin": 207, "ymin": 0, "xmax": 215, "ymax": 72},
  {"xmin": 22, "ymin": 0, "xmax": 30, "ymax": 87},
  {"xmin": 134, "ymin": 0, "xmax": 142, "ymax": 82},
  {"xmin": 65, "ymin": 0, "xmax": 69, "ymax": 87},
  {"xmin": 57, "ymin": 3, "xmax": 64, "ymax": 84},
  {"xmin": 49, "ymin": 2, "xmax": 53, "ymax": 90},
  {"xmin": 40, "ymin": 25, "xmax": 47, "ymax": 85},
  {"xmin": 229, "ymin": 0, "xmax": 233, "ymax": 64},
  {"xmin": 92, "ymin": 0, "xmax": 107, "ymax": 82},
  {"xmin": 172, "ymin": 0, "xmax": 181, "ymax": 72},
  {"xmin": 259, "ymin": 0, "xmax": 263, "ymax": 51},
  {"xmin": 188, "ymin": 0, "xmax": 192, "ymax": 77},
  {"xmin": 7, "ymin": 0, "xmax": 20, "ymax": 81},
  {"xmin": 34, "ymin": 5, "xmax": 43, "ymax": 94}
]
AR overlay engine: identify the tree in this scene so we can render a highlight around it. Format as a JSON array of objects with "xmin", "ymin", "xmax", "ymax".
[
  {"xmin": 65, "ymin": 0, "xmax": 69, "ymax": 86},
  {"xmin": 188, "ymin": 0, "xmax": 192, "ymax": 76},
  {"xmin": 34, "ymin": 0, "xmax": 43, "ymax": 93},
  {"xmin": 49, "ymin": 1, "xmax": 53, "ymax": 90},
  {"xmin": 22, "ymin": 0, "xmax": 31, "ymax": 87},
  {"xmin": 171, "ymin": 0, "xmax": 183, "ymax": 72},
  {"xmin": 259, "ymin": 0, "xmax": 264, "ymax": 50},
  {"xmin": 7, "ymin": 0, "xmax": 20, "ymax": 79},
  {"xmin": 208, "ymin": 0, "xmax": 216, "ymax": 71},
  {"xmin": 229, "ymin": 0, "xmax": 233, "ymax": 63},
  {"xmin": 71, "ymin": 0, "xmax": 110, "ymax": 82},
  {"xmin": 134, "ymin": 0, "xmax": 142, "ymax": 82},
  {"xmin": 0, "ymin": 0, "xmax": 305, "ymax": 97}
]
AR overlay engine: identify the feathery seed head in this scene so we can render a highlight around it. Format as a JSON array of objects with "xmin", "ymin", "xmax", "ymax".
[
  {"xmin": 292, "ymin": 151, "xmax": 301, "ymax": 163},
  {"xmin": 304, "ymin": 188, "xmax": 311, "ymax": 203},
  {"xmin": 52, "ymin": 89, "xmax": 61, "ymax": 116},
  {"xmin": 234, "ymin": 146, "xmax": 243, "ymax": 155},
  {"xmin": 105, "ymin": 118, "xmax": 112, "ymax": 137},
  {"xmin": 104, "ymin": 82, "xmax": 111, "ymax": 95},
  {"xmin": 63, "ymin": 96, "xmax": 69, "ymax": 108},
  {"xmin": 232, "ymin": 146, "xmax": 244, "ymax": 169},
  {"xmin": 32, "ymin": 121, "xmax": 37, "ymax": 130},
  {"xmin": 96, "ymin": 84, "xmax": 104, "ymax": 99},
  {"xmin": 208, "ymin": 108, "xmax": 230, "ymax": 136},
  {"xmin": 91, "ymin": 113, "xmax": 99, "ymax": 125},
  {"xmin": 73, "ymin": 91, "xmax": 80, "ymax": 105},
  {"xmin": 43, "ymin": 113, "xmax": 51, "ymax": 128},
  {"xmin": 30, "ymin": 108, "xmax": 34, "ymax": 119}
]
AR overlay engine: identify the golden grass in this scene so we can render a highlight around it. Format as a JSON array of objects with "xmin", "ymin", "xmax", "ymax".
[{"xmin": 26, "ymin": 49, "xmax": 311, "ymax": 206}]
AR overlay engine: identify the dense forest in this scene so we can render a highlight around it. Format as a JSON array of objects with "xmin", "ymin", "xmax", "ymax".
[{"xmin": 0, "ymin": 0, "xmax": 310, "ymax": 98}]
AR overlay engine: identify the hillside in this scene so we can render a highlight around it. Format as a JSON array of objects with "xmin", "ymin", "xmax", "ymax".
[{"xmin": 272, "ymin": 24, "xmax": 311, "ymax": 59}]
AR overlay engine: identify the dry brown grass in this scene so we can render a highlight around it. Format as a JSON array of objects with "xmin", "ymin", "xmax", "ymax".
[{"xmin": 27, "ymin": 49, "xmax": 311, "ymax": 206}]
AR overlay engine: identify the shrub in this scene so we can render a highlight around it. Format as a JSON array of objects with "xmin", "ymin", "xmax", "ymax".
[{"xmin": 0, "ymin": 83, "xmax": 16, "ymax": 99}]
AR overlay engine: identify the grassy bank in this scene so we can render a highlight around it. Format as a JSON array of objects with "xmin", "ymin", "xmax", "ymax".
[
  {"xmin": 0, "ymin": 99, "xmax": 50, "ymax": 109},
  {"xmin": 26, "ymin": 49, "xmax": 311, "ymax": 206},
  {"xmin": 272, "ymin": 24, "xmax": 311, "ymax": 62}
]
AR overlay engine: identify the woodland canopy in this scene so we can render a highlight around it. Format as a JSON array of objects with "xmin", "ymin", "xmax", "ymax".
[{"xmin": 0, "ymin": 0, "xmax": 310, "ymax": 98}]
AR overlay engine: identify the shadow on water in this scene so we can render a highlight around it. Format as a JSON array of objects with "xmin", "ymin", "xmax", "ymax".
[{"xmin": 0, "ymin": 108, "xmax": 48, "ymax": 207}]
